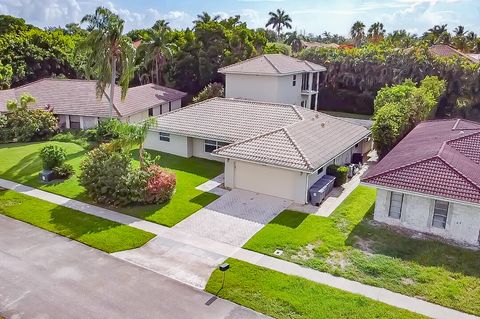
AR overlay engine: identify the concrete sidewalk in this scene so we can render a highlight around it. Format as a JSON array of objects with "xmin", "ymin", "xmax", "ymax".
[{"xmin": 0, "ymin": 178, "xmax": 477, "ymax": 319}]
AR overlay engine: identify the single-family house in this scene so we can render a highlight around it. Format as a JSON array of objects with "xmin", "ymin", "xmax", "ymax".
[
  {"xmin": 362, "ymin": 119, "xmax": 480, "ymax": 246},
  {"xmin": 145, "ymin": 97, "xmax": 371, "ymax": 204},
  {"xmin": 0, "ymin": 78, "xmax": 187, "ymax": 129},
  {"xmin": 218, "ymin": 54, "xmax": 326, "ymax": 110}
]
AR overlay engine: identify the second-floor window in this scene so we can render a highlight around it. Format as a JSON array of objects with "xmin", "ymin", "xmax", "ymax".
[
  {"xmin": 301, "ymin": 73, "xmax": 309, "ymax": 91},
  {"xmin": 292, "ymin": 75, "xmax": 296, "ymax": 86}
]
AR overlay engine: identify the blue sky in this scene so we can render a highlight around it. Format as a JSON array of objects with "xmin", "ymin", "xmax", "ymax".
[{"xmin": 0, "ymin": 0, "xmax": 478, "ymax": 36}]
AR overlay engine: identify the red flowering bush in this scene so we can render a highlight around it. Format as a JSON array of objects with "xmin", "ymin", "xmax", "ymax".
[{"xmin": 144, "ymin": 165, "xmax": 176, "ymax": 204}]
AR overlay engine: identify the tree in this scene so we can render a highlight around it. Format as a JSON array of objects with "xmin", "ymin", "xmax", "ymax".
[
  {"xmin": 285, "ymin": 31, "xmax": 304, "ymax": 52},
  {"xmin": 110, "ymin": 117, "xmax": 156, "ymax": 168},
  {"xmin": 79, "ymin": 7, "xmax": 135, "ymax": 118},
  {"xmin": 350, "ymin": 21, "xmax": 366, "ymax": 47},
  {"xmin": 194, "ymin": 12, "xmax": 221, "ymax": 24},
  {"xmin": 192, "ymin": 82, "xmax": 224, "ymax": 103},
  {"xmin": 265, "ymin": 9, "xmax": 292, "ymax": 39},
  {"xmin": 367, "ymin": 22, "xmax": 386, "ymax": 43},
  {"xmin": 453, "ymin": 25, "xmax": 466, "ymax": 37},
  {"xmin": 6, "ymin": 93, "xmax": 36, "ymax": 111},
  {"xmin": 139, "ymin": 21, "xmax": 177, "ymax": 85}
]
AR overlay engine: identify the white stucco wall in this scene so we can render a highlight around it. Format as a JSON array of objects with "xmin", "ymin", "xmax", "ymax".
[
  {"xmin": 225, "ymin": 159, "xmax": 308, "ymax": 203},
  {"xmin": 192, "ymin": 138, "xmax": 225, "ymax": 162},
  {"xmin": 144, "ymin": 131, "xmax": 191, "ymax": 157},
  {"xmin": 82, "ymin": 116, "xmax": 98, "ymax": 129},
  {"xmin": 225, "ymin": 73, "xmax": 303, "ymax": 105},
  {"xmin": 374, "ymin": 188, "xmax": 480, "ymax": 245}
]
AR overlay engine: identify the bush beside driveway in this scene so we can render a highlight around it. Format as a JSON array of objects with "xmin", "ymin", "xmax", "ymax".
[
  {"xmin": 243, "ymin": 186, "xmax": 480, "ymax": 316},
  {"xmin": 0, "ymin": 141, "xmax": 224, "ymax": 227},
  {"xmin": 0, "ymin": 190, "xmax": 155, "ymax": 253}
]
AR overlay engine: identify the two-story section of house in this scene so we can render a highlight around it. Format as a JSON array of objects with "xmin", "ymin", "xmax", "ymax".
[{"xmin": 218, "ymin": 54, "xmax": 326, "ymax": 110}]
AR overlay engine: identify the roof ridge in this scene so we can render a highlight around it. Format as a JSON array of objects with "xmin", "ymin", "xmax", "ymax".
[
  {"xmin": 218, "ymin": 54, "xmax": 264, "ymax": 73},
  {"xmin": 436, "ymin": 152, "xmax": 480, "ymax": 190},
  {"xmin": 363, "ymin": 156, "xmax": 437, "ymax": 181},
  {"xmin": 262, "ymin": 55, "xmax": 281, "ymax": 74},
  {"xmin": 283, "ymin": 127, "xmax": 314, "ymax": 170},
  {"xmin": 445, "ymin": 130, "xmax": 480, "ymax": 145},
  {"xmin": 212, "ymin": 126, "xmax": 285, "ymax": 153}
]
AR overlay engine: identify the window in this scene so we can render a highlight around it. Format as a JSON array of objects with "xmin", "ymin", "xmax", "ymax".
[
  {"xmin": 204, "ymin": 140, "xmax": 228, "ymax": 153},
  {"xmin": 389, "ymin": 192, "xmax": 403, "ymax": 219},
  {"xmin": 160, "ymin": 104, "xmax": 163, "ymax": 115},
  {"xmin": 432, "ymin": 200, "xmax": 449, "ymax": 229},
  {"xmin": 317, "ymin": 167, "xmax": 323, "ymax": 175},
  {"xmin": 69, "ymin": 115, "xmax": 81, "ymax": 130},
  {"xmin": 169, "ymin": 102, "xmax": 172, "ymax": 112},
  {"xmin": 301, "ymin": 73, "xmax": 309, "ymax": 91},
  {"xmin": 292, "ymin": 75, "xmax": 296, "ymax": 86},
  {"xmin": 300, "ymin": 101, "xmax": 305, "ymax": 107},
  {"xmin": 159, "ymin": 132, "xmax": 170, "ymax": 142},
  {"xmin": 148, "ymin": 108, "xmax": 154, "ymax": 117}
]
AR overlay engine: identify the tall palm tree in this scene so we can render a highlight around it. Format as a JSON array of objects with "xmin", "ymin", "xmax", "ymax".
[
  {"xmin": 453, "ymin": 25, "xmax": 467, "ymax": 37},
  {"xmin": 265, "ymin": 9, "xmax": 292, "ymax": 40},
  {"xmin": 79, "ymin": 7, "xmax": 135, "ymax": 118},
  {"xmin": 367, "ymin": 22, "xmax": 386, "ymax": 43},
  {"xmin": 139, "ymin": 21, "xmax": 177, "ymax": 85},
  {"xmin": 194, "ymin": 12, "xmax": 221, "ymax": 24},
  {"xmin": 350, "ymin": 21, "xmax": 365, "ymax": 47}
]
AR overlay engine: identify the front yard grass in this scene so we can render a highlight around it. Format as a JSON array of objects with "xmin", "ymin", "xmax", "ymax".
[
  {"xmin": 0, "ymin": 190, "xmax": 155, "ymax": 253},
  {"xmin": 206, "ymin": 258, "xmax": 426, "ymax": 319},
  {"xmin": 0, "ymin": 141, "xmax": 223, "ymax": 227},
  {"xmin": 244, "ymin": 186, "xmax": 480, "ymax": 315}
]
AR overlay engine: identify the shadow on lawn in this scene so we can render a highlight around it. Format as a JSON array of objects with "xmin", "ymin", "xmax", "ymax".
[{"xmin": 346, "ymin": 214, "xmax": 480, "ymax": 277}]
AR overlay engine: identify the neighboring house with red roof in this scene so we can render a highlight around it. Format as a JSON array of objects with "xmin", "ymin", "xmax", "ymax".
[
  {"xmin": 362, "ymin": 119, "xmax": 480, "ymax": 245},
  {"xmin": 218, "ymin": 54, "xmax": 326, "ymax": 110},
  {"xmin": 429, "ymin": 44, "xmax": 479, "ymax": 63},
  {"xmin": 0, "ymin": 78, "xmax": 186, "ymax": 129}
]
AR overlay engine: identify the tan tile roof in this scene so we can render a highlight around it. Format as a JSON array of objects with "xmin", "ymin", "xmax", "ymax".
[
  {"xmin": 151, "ymin": 97, "xmax": 370, "ymax": 172},
  {"xmin": 218, "ymin": 54, "xmax": 326, "ymax": 75},
  {"xmin": 0, "ymin": 78, "xmax": 186, "ymax": 118},
  {"xmin": 429, "ymin": 45, "xmax": 478, "ymax": 63}
]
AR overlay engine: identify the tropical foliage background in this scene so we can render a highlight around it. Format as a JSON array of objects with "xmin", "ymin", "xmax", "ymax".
[{"xmin": 1, "ymin": 9, "xmax": 479, "ymax": 120}]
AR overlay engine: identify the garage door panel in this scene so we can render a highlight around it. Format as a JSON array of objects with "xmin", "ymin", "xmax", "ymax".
[{"xmin": 233, "ymin": 160, "xmax": 305, "ymax": 203}]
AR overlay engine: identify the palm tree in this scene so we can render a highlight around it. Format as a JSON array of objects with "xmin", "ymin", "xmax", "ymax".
[
  {"xmin": 111, "ymin": 118, "xmax": 156, "ymax": 168},
  {"xmin": 350, "ymin": 21, "xmax": 365, "ymax": 47},
  {"xmin": 367, "ymin": 22, "xmax": 386, "ymax": 43},
  {"xmin": 79, "ymin": 7, "xmax": 135, "ymax": 118},
  {"xmin": 265, "ymin": 9, "xmax": 292, "ymax": 39},
  {"xmin": 285, "ymin": 31, "xmax": 303, "ymax": 52},
  {"xmin": 194, "ymin": 12, "xmax": 221, "ymax": 24},
  {"xmin": 139, "ymin": 21, "xmax": 177, "ymax": 85},
  {"xmin": 453, "ymin": 25, "xmax": 467, "ymax": 37}
]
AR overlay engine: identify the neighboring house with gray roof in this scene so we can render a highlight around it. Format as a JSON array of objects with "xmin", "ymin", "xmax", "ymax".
[
  {"xmin": 362, "ymin": 119, "xmax": 480, "ymax": 246},
  {"xmin": 218, "ymin": 54, "xmax": 326, "ymax": 110},
  {"xmin": 146, "ymin": 97, "xmax": 371, "ymax": 203},
  {"xmin": 0, "ymin": 78, "xmax": 186, "ymax": 129}
]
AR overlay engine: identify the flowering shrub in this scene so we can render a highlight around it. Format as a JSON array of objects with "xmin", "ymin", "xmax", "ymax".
[
  {"xmin": 79, "ymin": 145, "xmax": 176, "ymax": 206},
  {"xmin": 144, "ymin": 165, "xmax": 176, "ymax": 204},
  {"xmin": 40, "ymin": 145, "xmax": 67, "ymax": 170}
]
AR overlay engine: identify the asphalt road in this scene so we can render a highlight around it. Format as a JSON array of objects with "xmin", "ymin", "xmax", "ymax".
[{"xmin": 0, "ymin": 215, "xmax": 268, "ymax": 319}]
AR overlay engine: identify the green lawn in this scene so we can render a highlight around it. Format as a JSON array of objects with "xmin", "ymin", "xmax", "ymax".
[
  {"xmin": 244, "ymin": 186, "xmax": 480, "ymax": 315},
  {"xmin": 0, "ymin": 141, "xmax": 224, "ymax": 226},
  {"xmin": 206, "ymin": 258, "xmax": 426, "ymax": 319},
  {"xmin": 0, "ymin": 190, "xmax": 155, "ymax": 253}
]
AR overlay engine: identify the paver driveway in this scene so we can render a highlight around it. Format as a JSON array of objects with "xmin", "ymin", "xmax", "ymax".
[
  {"xmin": 114, "ymin": 189, "xmax": 291, "ymax": 289},
  {"xmin": 174, "ymin": 189, "xmax": 292, "ymax": 246},
  {"xmin": 0, "ymin": 215, "xmax": 269, "ymax": 319}
]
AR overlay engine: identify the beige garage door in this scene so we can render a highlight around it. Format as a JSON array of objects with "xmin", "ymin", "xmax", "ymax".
[{"xmin": 233, "ymin": 160, "xmax": 305, "ymax": 202}]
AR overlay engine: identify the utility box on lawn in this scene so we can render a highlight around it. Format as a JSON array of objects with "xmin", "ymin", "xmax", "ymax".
[{"xmin": 39, "ymin": 170, "xmax": 55, "ymax": 183}]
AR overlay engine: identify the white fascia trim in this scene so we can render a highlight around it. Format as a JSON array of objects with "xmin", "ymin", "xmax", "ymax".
[{"xmin": 361, "ymin": 182, "xmax": 480, "ymax": 209}]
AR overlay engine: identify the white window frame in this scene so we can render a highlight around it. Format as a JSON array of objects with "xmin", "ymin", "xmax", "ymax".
[
  {"xmin": 148, "ymin": 107, "xmax": 154, "ymax": 117},
  {"xmin": 432, "ymin": 200, "xmax": 449, "ymax": 229},
  {"xmin": 388, "ymin": 192, "xmax": 403, "ymax": 219},
  {"xmin": 159, "ymin": 132, "xmax": 170, "ymax": 142},
  {"xmin": 204, "ymin": 139, "xmax": 228, "ymax": 153}
]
